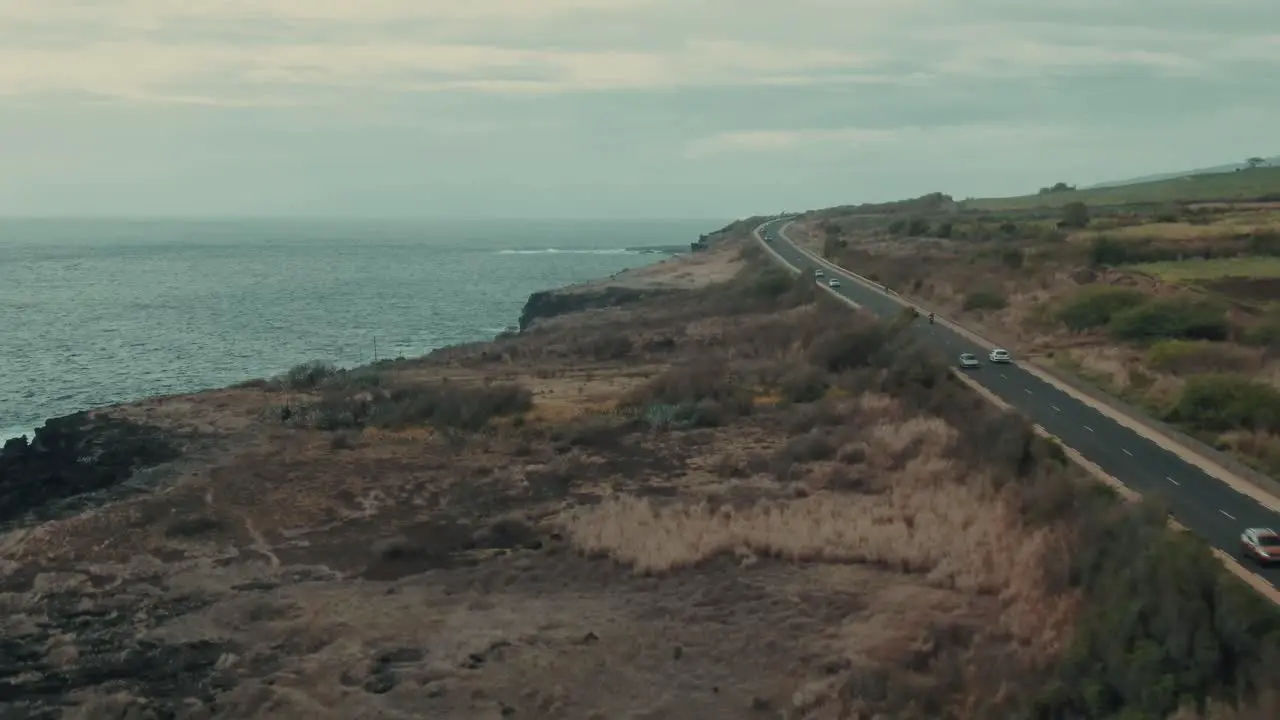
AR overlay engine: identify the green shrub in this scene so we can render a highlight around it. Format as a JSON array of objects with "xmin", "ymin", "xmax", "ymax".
[
  {"xmin": 1089, "ymin": 235, "xmax": 1129, "ymax": 266},
  {"xmin": 625, "ymin": 358, "xmax": 754, "ymax": 421},
  {"xmin": 1145, "ymin": 340, "xmax": 1259, "ymax": 374},
  {"xmin": 1242, "ymin": 314, "xmax": 1280, "ymax": 349},
  {"xmin": 1055, "ymin": 287, "xmax": 1147, "ymax": 331},
  {"xmin": 1108, "ymin": 298, "xmax": 1228, "ymax": 343},
  {"xmin": 1038, "ymin": 498, "xmax": 1280, "ymax": 718},
  {"xmin": 1165, "ymin": 374, "xmax": 1280, "ymax": 433},
  {"xmin": 962, "ymin": 290, "xmax": 1008, "ymax": 311},
  {"xmin": 778, "ymin": 366, "xmax": 829, "ymax": 403},
  {"xmin": 284, "ymin": 361, "xmax": 339, "ymax": 390},
  {"xmin": 1061, "ymin": 201, "xmax": 1090, "ymax": 228}
]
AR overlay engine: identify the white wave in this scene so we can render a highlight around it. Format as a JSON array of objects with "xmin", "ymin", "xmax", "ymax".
[
  {"xmin": 496, "ymin": 248, "xmax": 639, "ymax": 256},
  {"xmin": 0, "ymin": 424, "xmax": 36, "ymax": 444}
]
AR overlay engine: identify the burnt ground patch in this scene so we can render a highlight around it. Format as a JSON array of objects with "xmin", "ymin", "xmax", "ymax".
[
  {"xmin": 361, "ymin": 516, "xmax": 547, "ymax": 581},
  {"xmin": 0, "ymin": 586, "xmax": 232, "ymax": 718}
]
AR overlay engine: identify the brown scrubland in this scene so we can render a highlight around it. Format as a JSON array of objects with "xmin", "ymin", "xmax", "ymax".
[
  {"xmin": 1, "ymin": 221, "xmax": 1277, "ymax": 719},
  {"xmin": 788, "ymin": 192, "xmax": 1280, "ymax": 483}
]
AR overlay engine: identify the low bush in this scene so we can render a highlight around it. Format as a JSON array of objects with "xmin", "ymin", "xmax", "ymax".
[
  {"xmin": 1164, "ymin": 374, "xmax": 1280, "ymax": 433},
  {"xmin": 286, "ymin": 381, "xmax": 532, "ymax": 432},
  {"xmin": 1146, "ymin": 340, "xmax": 1260, "ymax": 375},
  {"xmin": 778, "ymin": 365, "xmax": 829, "ymax": 403},
  {"xmin": 1109, "ymin": 297, "xmax": 1229, "ymax": 343},
  {"xmin": 1035, "ymin": 496, "xmax": 1280, "ymax": 718},
  {"xmin": 962, "ymin": 290, "xmax": 1008, "ymax": 311},
  {"xmin": 578, "ymin": 331, "xmax": 633, "ymax": 360},
  {"xmin": 624, "ymin": 359, "xmax": 755, "ymax": 426},
  {"xmin": 779, "ymin": 431, "xmax": 837, "ymax": 463},
  {"xmin": 284, "ymin": 360, "xmax": 339, "ymax": 390},
  {"xmin": 1055, "ymin": 287, "xmax": 1148, "ymax": 331}
]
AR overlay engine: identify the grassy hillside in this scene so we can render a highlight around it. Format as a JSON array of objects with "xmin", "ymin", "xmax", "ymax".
[{"xmin": 966, "ymin": 167, "xmax": 1280, "ymax": 211}]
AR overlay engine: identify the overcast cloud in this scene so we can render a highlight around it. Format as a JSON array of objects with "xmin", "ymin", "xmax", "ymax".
[{"xmin": 1, "ymin": 0, "xmax": 1276, "ymax": 218}]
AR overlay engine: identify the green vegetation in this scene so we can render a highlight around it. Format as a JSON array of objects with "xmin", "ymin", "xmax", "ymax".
[
  {"xmin": 1053, "ymin": 289, "xmax": 1227, "ymax": 342},
  {"xmin": 279, "ymin": 379, "xmax": 532, "ymax": 432},
  {"xmin": 1037, "ymin": 499, "xmax": 1280, "ymax": 719},
  {"xmin": 1055, "ymin": 287, "xmax": 1148, "ymax": 331},
  {"xmin": 1166, "ymin": 374, "xmax": 1280, "ymax": 433},
  {"xmin": 965, "ymin": 166, "xmax": 1280, "ymax": 211},
  {"xmin": 962, "ymin": 289, "xmax": 1008, "ymax": 311},
  {"xmin": 1146, "ymin": 340, "xmax": 1259, "ymax": 375},
  {"xmin": 1136, "ymin": 256, "xmax": 1280, "ymax": 282},
  {"xmin": 1061, "ymin": 201, "xmax": 1091, "ymax": 228},
  {"xmin": 1107, "ymin": 297, "xmax": 1228, "ymax": 343}
]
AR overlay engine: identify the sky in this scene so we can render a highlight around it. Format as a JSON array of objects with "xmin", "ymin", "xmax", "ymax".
[{"xmin": 1, "ymin": 0, "xmax": 1278, "ymax": 219}]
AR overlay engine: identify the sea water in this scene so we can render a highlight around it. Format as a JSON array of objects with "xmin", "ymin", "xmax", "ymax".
[{"xmin": 0, "ymin": 217, "xmax": 720, "ymax": 440}]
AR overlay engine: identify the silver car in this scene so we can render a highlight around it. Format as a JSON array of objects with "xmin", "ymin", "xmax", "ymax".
[{"xmin": 958, "ymin": 353, "xmax": 980, "ymax": 368}]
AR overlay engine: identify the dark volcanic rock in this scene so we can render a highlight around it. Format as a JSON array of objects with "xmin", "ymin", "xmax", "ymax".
[
  {"xmin": 517, "ymin": 287, "xmax": 670, "ymax": 331},
  {"xmin": 0, "ymin": 588, "xmax": 231, "ymax": 717},
  {"xmin": 0, "ymin": 412, "xmax": 179, "ymax": 524}
]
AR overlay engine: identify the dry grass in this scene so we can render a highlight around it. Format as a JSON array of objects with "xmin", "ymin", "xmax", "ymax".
[{"xmin": 7, "ymin": 230, "xmax": 1273, "ymax": 719}]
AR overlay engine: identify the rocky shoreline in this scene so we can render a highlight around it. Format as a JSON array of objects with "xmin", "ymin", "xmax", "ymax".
[{"xmin": 0, "ymin": 223, "xmax": 752, "ymax": 719}]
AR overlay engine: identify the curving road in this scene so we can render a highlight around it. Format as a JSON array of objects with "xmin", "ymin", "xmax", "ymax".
[{"xmin": 757, "ymin": 218, "xmax": 1280, "ymax": 591}]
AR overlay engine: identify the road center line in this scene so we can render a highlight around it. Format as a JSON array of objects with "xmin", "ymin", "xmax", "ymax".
[
  {"xmin": 1167, "ymin": 476, "xmax": 1180, "ymax": 485},
  {"xmin": 1122, "ymin": 449, "xmax": 1133, "ymax": 456},
  {"xmin": 1220, "ymin": 509, "xmax": 1236, "ymax": 520},
  {"xmin": 1000, "ymin": 373, "xmax": 1007, "ymax": 379},
  {"xmin": 1083, "ymin": 425, "xmax": 1094, "ymax": 432},
  {"xmin": 1051, "ymin": 405, "xmax": 1060, "ymax": 412},
  {"xmin": 1024, "ymin": 388, "xmax": 1032, "ymax": 395}
]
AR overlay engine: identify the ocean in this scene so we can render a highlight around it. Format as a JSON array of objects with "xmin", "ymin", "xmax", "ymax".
[{"xmin": 1, "ymin": 217, "xmax": 719, "ymax": 442}]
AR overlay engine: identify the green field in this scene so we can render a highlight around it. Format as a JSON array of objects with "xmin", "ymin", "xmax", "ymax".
[
  {"xmin": 964, "ymin": 167, "xmax": 1280, "ymax": 211},
  {"xmin": 1133, "ymin": 256, "xmax": 1280, "ymax": 282}
]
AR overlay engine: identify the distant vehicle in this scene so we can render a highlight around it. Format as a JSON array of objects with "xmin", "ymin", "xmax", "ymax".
[
  {"xmin": 1240, "ymin": 528, "xmax": 1280, "ymax": 565},
  {"xmin": 828, "ymin": 279, "xmax": 841, "ymax": 288},
  {"xmin": 958, "ymin": 353, "xmax": 980, "ymax": 368},
  {"xmin": 814, "ymin": 269, "xmax": 824, "ymax": 277},
  {"xmin": 989, "ymin": 348, "xmax": 1012, "ymax": 364}
]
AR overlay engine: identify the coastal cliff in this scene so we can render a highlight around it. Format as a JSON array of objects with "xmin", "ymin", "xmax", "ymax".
[{"xmin": 517, "ymin": 286, "xmax": 668, "ymax": 330}]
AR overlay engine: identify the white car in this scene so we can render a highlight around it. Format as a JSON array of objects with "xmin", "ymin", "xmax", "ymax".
[
  {"xmin": 958, "ymin": 353, "xmax": 980, "ymax": 368},
  {"xmin": 989, "ymin": 348, "xmax": 1012, "ymax": 364},
  {"xmin": 828, "ymin": 279, "xmax": 841, "ymax": 288},
  {"xmin": 1240, "ymin": 528, "xmax": 1280, "ymax": 565},
  {"xmin": 814, "ymin": 269, "xmax": 825, "ymax": 277}
]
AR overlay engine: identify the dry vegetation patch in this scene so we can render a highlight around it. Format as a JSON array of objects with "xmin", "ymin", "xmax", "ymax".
[{"xmin": 3, "ymin": 233, "xmax": 1277, "ymax": 719}]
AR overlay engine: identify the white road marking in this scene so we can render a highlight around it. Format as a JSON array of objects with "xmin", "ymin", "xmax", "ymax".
[
  {"xmin": 1051, "ymin": 405, "xmax": 1061, "ymax": 412},
  {"xmin": 1220, "ymin": 509, "xmax": 1236, "ymax": 520},
  {"xmin": 1024, "ymin": 388, "xmax": 1032, "ymax": 395},
  {"xmin": 1083, "ymin": 425, "xmax": 1094, "ymax": 432},
  {"xmin": 1122, "ymin": 449, "xmax": 1133, "ymax": 456},
  {"xmin": 1167, "ymin": 476, "xmax": 1179, "ymax": 485},
  {"xmin": 1000, "ymin": 373, "xmax": 1007, "ymax": 379}
]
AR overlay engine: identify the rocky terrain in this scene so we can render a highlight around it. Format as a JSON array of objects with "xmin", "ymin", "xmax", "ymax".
[{"xmin": 1, "ymin": 224, "xmax": 1277, "ymax": 719}]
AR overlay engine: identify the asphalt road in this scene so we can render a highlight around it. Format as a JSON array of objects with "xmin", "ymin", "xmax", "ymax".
[{"xmin": 757, "ymin": 218, "xmax": 1280, "ymax": 590}]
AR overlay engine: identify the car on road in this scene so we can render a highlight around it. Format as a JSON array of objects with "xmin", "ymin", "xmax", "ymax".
[
  {"xmin": 814, "ymin": 269, "xmax": 824, "ymax": 277},
  {"xmin": 1240, "ymin": 528, "xmax": 1280, "ymax": 565},
  {"xmin": 989, "ymin": 348, "xmax": 1012, "ymax": 364},
  {"xmin": 827, "ymin": 278, "xmax": 841, "ymax": 288},
  {"xmin": 958, "ymin": 353, "xmax": 980, "ymax": 368}
]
